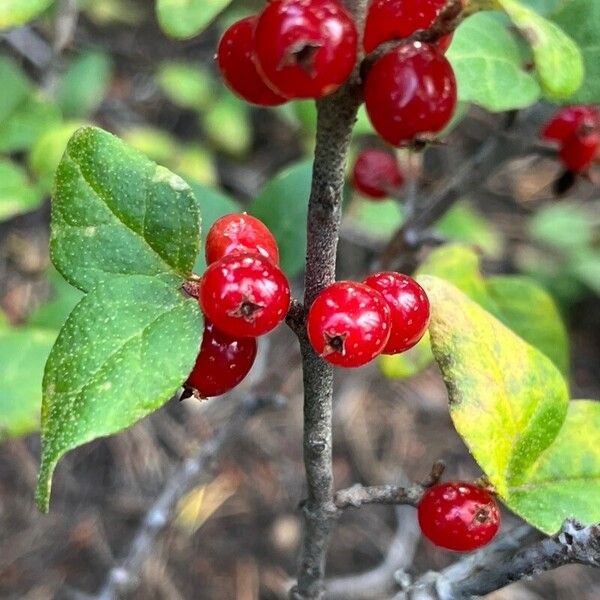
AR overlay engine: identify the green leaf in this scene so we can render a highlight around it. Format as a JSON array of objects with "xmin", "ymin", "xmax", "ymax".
[
  {"xmin": 0, "ymin": 0, "xmax": 54, "ymax": 28},
  {"xmin": 498, "ymin": 0, "xmax": 584, "ymax": 99},
  {"xmin": 158, "ymin": 62, "xmax": 214, "ymax": 110},
  {"xmin": 420, "ymin": 276, "xmax": 570, "ymax": 529},
  {"xmin": 51, "ymin": 127, "xmax": 201, "ymax": 292},
  {"xmin": 507, "ymin": 400, "xmax": 600, "ymax": 533},
  {"xmin": 0, "ymin": 158, "xmax": 43, "ymax": 221},
  {"xmin": 57, "ymin": 50, "xmax": 112, "ymax": 118},
  {"xmin": 552, "ymin": 0, "xmax": 600, "ymax": 103},
  {"xmin": 156, "ymin": 0, "xmax": 233, "ymax": 40},
  {"xmin": 249, "ymin": 160, "xmax": 312, "ymax": 278},
  {"xmin": 0, "ymin": 56, "xmax": 32, "ymax": 122},
  {"xmin": 36, "ymin": 275, "xmax": 202, "ymax": 511},
  {"xmin": 0, "ymin": 95, "xmax": 61, "ymax": 152},
  {"xmin": 173, "ymin": 145, "xmax": 217, "ymax": 186},
  {"xmin": 202, "ymin": 95, "xmax": 251, "ymax": 156},
  {"xmin": 187, "ymin": 181, "xmax": 240, "ymax": 273},
  {"xmin": 28, "ymin": 268, "xmax": 84, "ymax": 330},
  {"xmin": 417, "ymin": 244, "xmax": 569, "ymax": 376},
  {"xmin": 379, "ymin": 332, "xmax": 432, "ymax": 380},
  {"xmin": 447, "ymin": 12, "xmax": 540, "ymax": 111},
  {"xmin": 0, "ymin": 328, "xmax": 56, "ymax": 439}
]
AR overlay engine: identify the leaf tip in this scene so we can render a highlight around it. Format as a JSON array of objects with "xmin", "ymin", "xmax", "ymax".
[{"xmin": 35, "ymin": 454, "xmax": 57, "ymax": 513}]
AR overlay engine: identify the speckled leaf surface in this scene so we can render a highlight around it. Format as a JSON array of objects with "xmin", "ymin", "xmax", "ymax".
[
  {"xmin": 507, "ymin": 400, "xmax": 600, "ymax": 533},
  {"xmin": 51, "ymin": 127, "xmax": 200, "ymax": 292},
  {"xmin": 419, "ymin": 276, "xmax": 569, "ymax": 507},
  {"xmin": 498, "ymin": 0, "xmax": 584, "ymax": 99},
  {"xmin": 36, "ymin": 275, "xmax": 202, "ymax": 511},
  {"xmin": 0, "ymin": 328, "xmax": 56, "ymax": 439}
]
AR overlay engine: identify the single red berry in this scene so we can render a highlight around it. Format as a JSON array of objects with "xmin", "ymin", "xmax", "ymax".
[
  {"xmin": 253, "ymin": 0, "xmax": 358, "ymax": 100},
  {"xmin": 351, "ymin": 149, "xmax": 404, "ymax": 199},
  {"xmin": 363, "ymin": 0, "xmax": 452, "ymax": 54},
  {"xmin": 307, "ymin": 281, "xmax": 391, "ymax": 368},
  {"xmin": 541, "ymin": 105, "xmax": 600, "ymax": 143},
  {"xmin": 363, "ymin": 272, "xmax": 429, "ymax": 354},
  {"xmin": 217, "ymin": 16, "xmax": 287, "ymax": 106},
  {"xmin": 559, "ymin": 130, "xmax": 600, "ymax": 172},
  {"xmin": 364, "ymin": 42, "xmax": 457, "ymax": 146},
  {"xmin": 205, "ymin": 213, "xmax": 280, "ymax": 265},
  {"xmin": 418, "ymin": 482, "xmax": 500, "ymax": 552},
  {"xmin": 186, "ymin": 320, "xmax": 257, "ymax": 398},
  {"xmin": 200, "ymin": 253, "xmax": 291, "ymax": 337}
]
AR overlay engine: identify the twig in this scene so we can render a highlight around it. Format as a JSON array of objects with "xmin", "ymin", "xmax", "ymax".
[
  {"xmin": 398, "ymin": 520, "xmax": 600, "ymax": 600},
  {"xmin": 94, "ymin": 392, "xmax": 284, "ymax": 600},
  {"xmin": 1, "ymin": 27, "xmax": 53, "ymax": 68}
]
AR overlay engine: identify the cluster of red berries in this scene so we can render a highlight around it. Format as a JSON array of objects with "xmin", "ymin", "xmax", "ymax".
[
  {"xmin": 418, "ymin": 481, "xmax": 501, "ymax": 551},
  {"xmin": 186, "ymin": 214, "xmax": 290, "ymax": 398},
  {"xmin": 542, "ymin": 105, "xmax": 600, "ymax": 173},
  {"xmin": 307, "ymin": 271, "xmax": 430, "ymax": 368},
  {"xmin": 217, "ymin": 0, "xmax": 458, "ymax": 147}
]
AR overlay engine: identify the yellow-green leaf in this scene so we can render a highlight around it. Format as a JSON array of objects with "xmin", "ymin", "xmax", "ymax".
[
  {"xmin": 156, "ymin": 0, "xmax": 232, "ymax": 40},
  {"xmin": 0, "ymin": 0, "xmax": 54, "ymax": 29}
]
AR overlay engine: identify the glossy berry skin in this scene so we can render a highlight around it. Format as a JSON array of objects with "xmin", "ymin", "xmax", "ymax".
[
  {"xmin": 253, "ymin": 0, "xmax": 358, "ymax": 100},
  {"xmin": 559, "ymin": 130, "xmax": 600, "ymax": 172},
  {"xmin": 200, "ymin": 253, "xmax": 291, "ymax": 338},
  {"xmin": 541, "ymin": 105, "xmax": 600, "ymax": 143},
  {"xmin": 364, "ymin": 42, "xmax": 457, "ymax": 146},
  {"xmin": 217, "ymin": 16, "xmax": 287, "ymax": 106},
  {"xmin": 307, "ymin": 281, "xmax": 391, "ymax": 368},
  {"xmin": 205, "ymin": 213, "xmax": 280, "ymax": 265},
  {"xmin": 352, "ymin": 149, "xmax": 404, "ymax": 199},
  {"xmin": 418, "ymin": 482, "xmax": 500, "ymax": 552},
  {"xmin": 364, "ymin": 0, "xmax": 452, "ymax": 54},
  {"xmin": 186, "ymin": 320, "xmax": 257, "ymax": 398},
  {"xmin": 363, "ymin": 272, "xmax": 429, "ymax": 354}
]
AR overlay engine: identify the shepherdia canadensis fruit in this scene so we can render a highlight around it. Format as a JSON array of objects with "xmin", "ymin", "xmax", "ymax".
[
  {"xmin": 307, "ymin": 281, "xmax": 391, "ymax": 367},
  {"xmin": 217, "ymin": 17, "xmax": 287, "ymax": 107},
  {"xmin": 253, "ymin": 0, "xmax": 358, "ymax": 100},
  {"xmin": 364, "ymin": 42, "xmax": 457, "ymax": 146},
  {"xmin": 206, "ymin": 213, "xmax": 280, "ymax": 265},
  {"xmin": 200, "ymin": 253, "xmax": 291, "ymax": 338},
  {"xmin": 351, "ymin": 148, "xmax": 404, "ymax": 199},
  {"xmin": 186, "ymin": 320, "xmax": 257, "ymax": 398},
  {"xmin": 418, "ymin": 482, "xmax": 501, "ymax": 552},
  {"xmin": 363, "ymin": 0, "xmax": 453, "ymax": 54},
  {"xmin": 363, "ymin": 272, "xmax": 430, "ymax": 354}
]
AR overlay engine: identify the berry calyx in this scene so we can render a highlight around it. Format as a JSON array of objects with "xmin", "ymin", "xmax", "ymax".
[
  {"xmin": 205, "ymin": 213, "xmax": 280, "ymax": 265},
  {"xmin": 351, "ymin": 149, "xmax": 404, "ymax": 199},
  {"xmin": 216, "ymin": 16, "xmax": 287, "ymax": 107},
  {"xmin": 200, "ymin": 253, "xmax": 291, "ymax": 338},
  {"xmin": 185, "ymin": 320, "xmax": 257, "ymax": 398},
  {"xmin": 363, "ymin": 0, "xmax": 452, "ymax": 54},
  {"xmin": 364, "ymin": 42, "xmax": 457, "ymax": 146},
  {"xmin": 363, "ymin": 272, "xmax": 429, "ymax": 354},
  {"xmin": 541, "ymin": 105, "xmax": 600, "ymax": 143},
  {"xmin": 253, "ymin": 0, "xmax": 358, "ymax": 99},
  {"xmin": 418, "ymin": 481, "xmax": 500, "ymax": 552},
  {"xmin": 559, "ymin": 130, "xmax": 600, "ymax": 173},
  {"xmin": 307, "ymin": 281, "xmax": 391, "ymax": 368}
]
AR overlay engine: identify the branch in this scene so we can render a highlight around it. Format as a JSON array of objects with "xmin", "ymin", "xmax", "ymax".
[
  {"xmin": 94, "ymin": 392, "xmax": 283, "ymax": 600},
  {"xmin": 399, "ymin": 520, "xmax": 600, "ymax": 600}
]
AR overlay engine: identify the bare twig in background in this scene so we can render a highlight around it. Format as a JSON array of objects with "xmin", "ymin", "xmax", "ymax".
[
  {"xmin": 94, "ymin": 388, "xmax": 285, "ymax": 600},
  {"xmin": 0, "ymin": 27, "xmax": 53, "ymax": 68},
  {"xmin": 396, "ymin": 520, "xmax": 600, "ymax": 600}
]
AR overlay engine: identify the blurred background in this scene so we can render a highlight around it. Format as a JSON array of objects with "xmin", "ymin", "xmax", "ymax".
[{"xmin": 0, "ymin": 0, "xmax": 599, "ymax": 598}]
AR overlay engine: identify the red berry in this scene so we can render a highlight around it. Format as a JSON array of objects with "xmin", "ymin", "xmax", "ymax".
[
  {"xmin": 253, "ymin": 0, "xmax": 358, "ymax": 99},
  {"xmin": 436, "ymin": 33, "xmax": 454, "ymax": 53},
  {"xmin": 186, "ymin": 320, "xmax": 257, "ymax": 397},
  {"xmin": 559, "ymin": 130, "xmax": 600, "ymax": 172},
  {"xmin": 364, "ymin": 42, "xmax": 457, "ymax": 146},
  {"xmin": 307, "ymin": 281, "xmax": 391, "ymax": 368},
  {"xmin": 351, "ymin": 149, "xmax": 404, "ymax": 199},
  {"xmin": 217, "ymin": 16, "xmax": 287, "ymax": 106},
  {"xmin": 541, "ymin": 105, "xmax": 600, "ymax": 143},
  {"xmin": 200, "ymin": 253, "xmax": 291, "ymax": 337},
  {"xmin": 205, "ymin": 213, "xmax": 280, "ymax": 265},
  {"xmin": 363, "ymin": 272, "xmax": 429, "ymax": 354},
  {"xmin": 363, "ymin": 0, "xmax": 451, "ymax": 54},
  {"xmin": 418, "ymin": 482, "xmax": 500, "ymax": 552}
]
